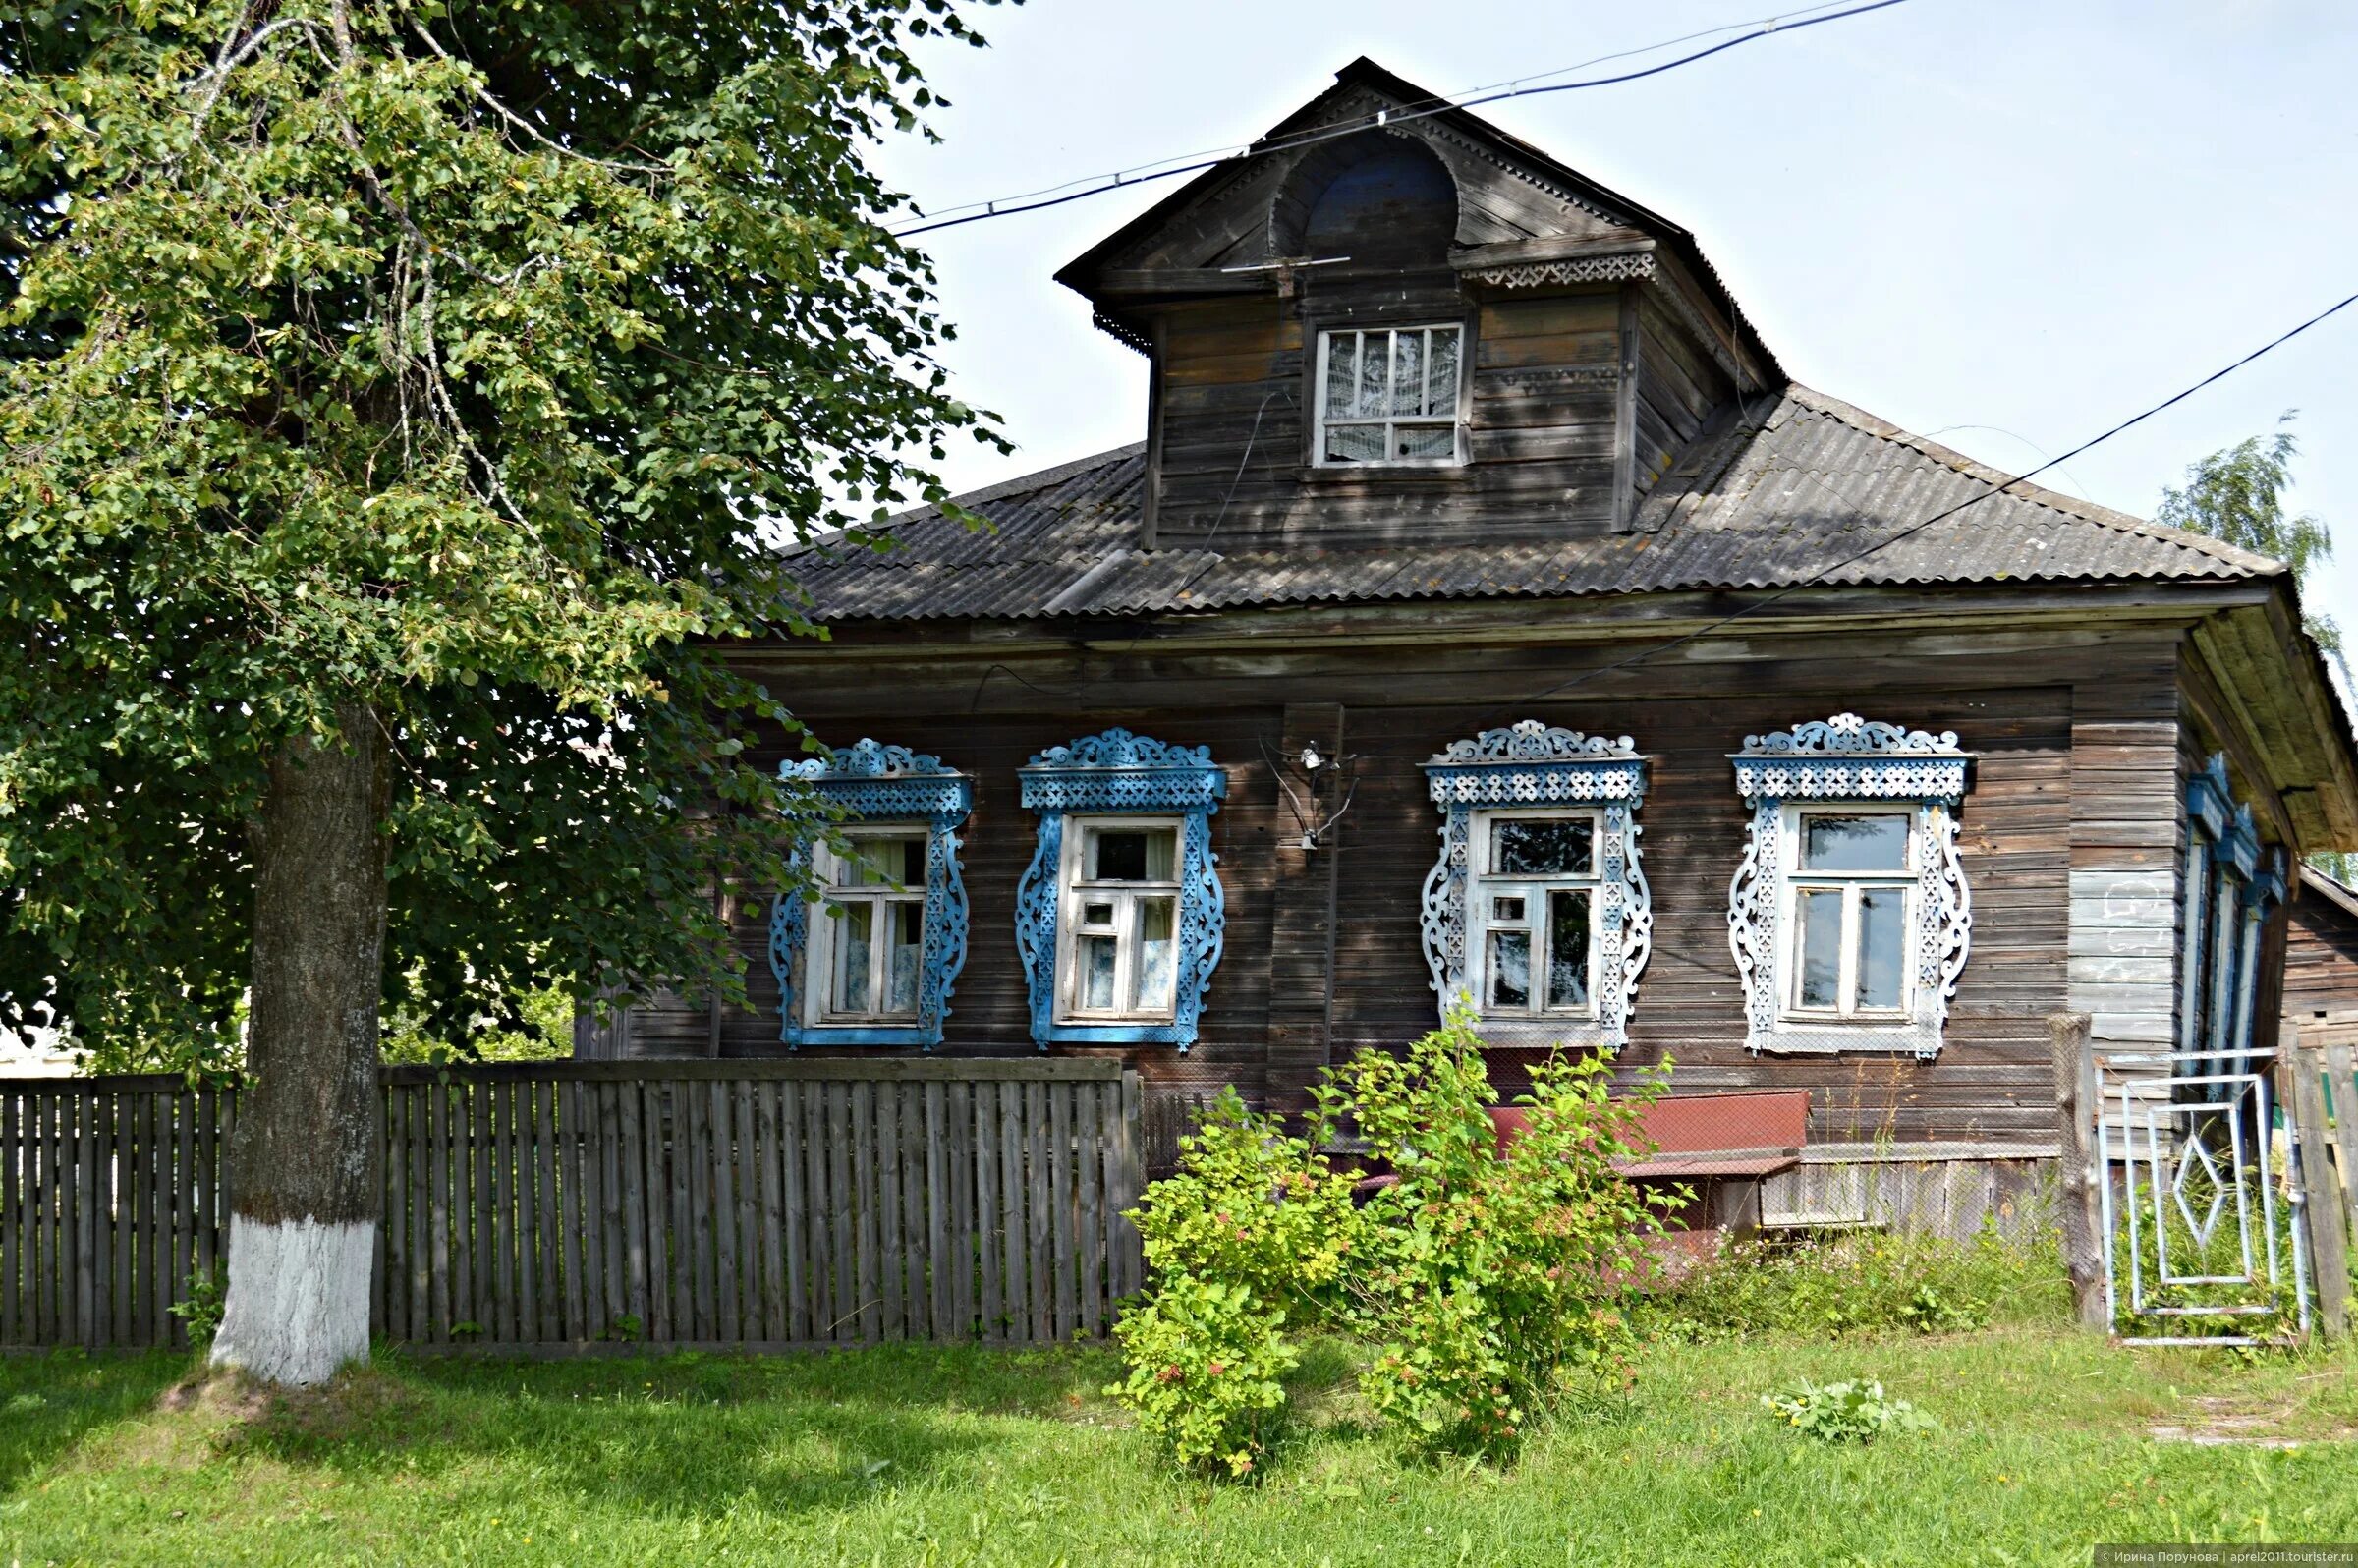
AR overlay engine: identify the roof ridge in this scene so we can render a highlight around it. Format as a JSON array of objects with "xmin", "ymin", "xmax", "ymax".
[{"xmin": 1777, "ymin": 383, "xmax": 2285, "ymax": 575}]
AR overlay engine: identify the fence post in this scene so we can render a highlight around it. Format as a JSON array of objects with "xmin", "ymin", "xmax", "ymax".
[
  {"xmin": 2048, "ymin": 1012, "xmax": 2107, "ymax": 1331},
  {"xmin": 2288, "ymin": 1036, "xmax": 2351, "ymax": 1338}
]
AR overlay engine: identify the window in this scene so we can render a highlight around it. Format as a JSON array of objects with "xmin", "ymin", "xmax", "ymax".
[
  {"xmin": 767, "ymin": 740, "xmax": 973, "ymax": 1048},
  {"xmin": 1472, "ymin": 812, "xmax": 1600, "ymax": 1017},
  {"xmin": 1727, "ymin": 714, "xmax": 1972, "ymax": 1058},
  {"xmin": 1782, "ymin": 809, "xmax": 1912, "ymax": 1018},
  {"xmin": 1420, "ymin": 722, "xmax": 1651, "ymax": 1050},
  {"xmin": 1315, "ymin": 323, "xmax": 1464, "ymax": 466},
  {"xmin": 2177, "ymin": 753, "xmax": 2285, "ymax": 1079},
  {"xmin": 813, "ymin": 830, "xmax": 927, "ymax": 1022},
  {"xmin": 1060, "ymin": 820, "xmax": 1182, "ymax": 1022},
  {"xmin": 1016, "ymin": 729, "xmax": 1228, "ymax": 1048}
]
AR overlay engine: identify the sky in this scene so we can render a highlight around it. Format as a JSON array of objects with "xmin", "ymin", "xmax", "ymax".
[{"xmin": 865, "ymin": 0, "xmax": 2358, "ymax": 628}]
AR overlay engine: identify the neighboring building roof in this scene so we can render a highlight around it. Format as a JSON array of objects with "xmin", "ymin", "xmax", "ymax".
[
  {"xmin": 785, "ymin": 383, "xmax": 2280, "ymax": 625},
  {"xmin": 2299, "ymin": 865, "xmax": 2358, "ymax": 924}
]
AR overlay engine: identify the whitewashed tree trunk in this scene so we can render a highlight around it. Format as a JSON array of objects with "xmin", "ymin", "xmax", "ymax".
[{"xmin": 211, "ymin": 703, "xmax": 387, "ymax": 1387}]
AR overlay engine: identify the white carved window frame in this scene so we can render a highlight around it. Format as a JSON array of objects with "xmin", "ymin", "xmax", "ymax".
[
  {"xmin": 1419, "ymin": 722, "xmax": 1651, "ymax": 1051},
  {"xmin": 1727, "ymin": 714, "xmax": 1973, "ymax": 1059}
]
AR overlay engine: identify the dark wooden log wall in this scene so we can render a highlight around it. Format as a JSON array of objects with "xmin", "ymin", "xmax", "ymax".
[
  {"xmin": 645, "ymin": 617, "xmax": 2230, "ymax": 1150},
  {"xmin": 1147, "ymin": 284, "xmax": 1637, "ymax": 550},
  {"xmin": 2283, "ymin": 894, "xmax": 2358, "ymax": 1022}
]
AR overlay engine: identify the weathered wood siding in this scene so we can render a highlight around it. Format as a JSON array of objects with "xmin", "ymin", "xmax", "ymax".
[
  {"xmin": 2284, "ymin": 893, "xmax": 2358, "ymax": 1022},
  {"xmin": 1147, "ymin": 283, "xmax": 1639, "ymax": 550},
  {"xmin": 650, "ymin": 617, "xmax": 2220, "ymax": 1151}
]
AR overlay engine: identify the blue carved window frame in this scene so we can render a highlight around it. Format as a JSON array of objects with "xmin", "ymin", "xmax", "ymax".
[
  {"xmin": 768, "ymin": 739, "xmax": 974, "ymax": 1048},
  {"xmin": 1015, "ymin": 728, "xmax": 1227, "ymax": 1049},
  {"xmin": 1417, "ymin": 722, "xmax": 1653, "ymax": 1052},
  {"xmin": 2178, "ymin": 753, "xmax": 2286, "ymax": 1079},
  {"xmin": 1726, "ymin": 714, "xmax": 1974, "ymax": 1059}
]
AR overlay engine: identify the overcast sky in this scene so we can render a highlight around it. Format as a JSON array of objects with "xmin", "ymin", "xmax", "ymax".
[{"xmin": 867, "ymin": 0, "xmax": 2358, "ymax": 629}]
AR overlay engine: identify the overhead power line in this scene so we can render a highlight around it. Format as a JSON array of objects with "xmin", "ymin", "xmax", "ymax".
[
  {"xmin": 1482, "ymin": 284, "xmax": 2358, "ymax": 722},
  {"xmin": 890, "ymin": 0, "xmax": 1917, "ymax": 239}
]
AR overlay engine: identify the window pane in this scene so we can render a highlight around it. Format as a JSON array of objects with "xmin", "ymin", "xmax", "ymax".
[
  {"xmin": 1079, "ymin": 933, "xmax": 1118, "ymax": 1011},
  {"xmin": 1323, "ymin": 422, "xmax": 1384, "ymax": 464},
  {"xmin": 1545, "ymin": 889, "xmax": 1592, "ymax": 1010},
  {"xmin": 1388, "ymin": 331, "xmax": 1423, "ymax": 417},
  {"xmin": 1800, "ymin": 813, "xmax": 1909, "ymax": 872},
  {"xmin": 1324, "ymin": 333, "xmax": 1358, "ymax": 417},
  {"xmin": 1426, "ymin": 327, "xmax": 1460, "ymax": 416},
  {"xmin": 1395, "ymin": 423, "xmax": 1454, "ymax": 461},
  {"xmin": 1091, "ymin": 830, "xmax": 1147, "ymax": 881},
  {"xmin": 1357, "ymin": 330, "xmax": 1387, "ymax": 418},
  {"xmin": 1856, "ymin": 888, "xmax": 1906, "ymax": 1010},
  {"xmin": 1081, "ymin": 900, "xmax": 1115, "ymax": 927},
  {"xmin": 830, "ymin": 901, "xmax": 873, "ymax": 1013},
  {"xmin": 1089, "ymin": 827, "xmax": 1176, "ymax": 883},
  {"xmin": 1137, "ymin": 897, "xmax": 1177, "ymax": 1012},
  {"xmin": 841, "ymin": 836, "xmax": 920, "ymax": 887},
  {"xmin": 1794, "ymin": 889, "xmax": 1843, "ymax": 1009},
  {"xmin": 883, "ymin": 901, "xmax": 922, "ymax": 1016},
  {"xmin": 1490, "ymin": 816, "xmax": 1594, "ymax": 876},
  {"xmin": 1486, "ymin": 928, "xmax": 1531, "ymax": 1010},
  {"xmin": 1491, "ymin": 895, "xmax": 1525, "ymax": 923}
]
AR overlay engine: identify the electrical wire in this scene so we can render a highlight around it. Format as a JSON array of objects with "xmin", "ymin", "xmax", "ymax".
[
  {"xmin": 893, "ymin": 0, "xmax": 1866, "ymax": 225},
  {"xmin": 890, "ymin": 0, "xmax": 1917, "ymax": 238},
  {"xmin": 1476, "ymin": 285, "xmax": 2358, "ymax": 726}
]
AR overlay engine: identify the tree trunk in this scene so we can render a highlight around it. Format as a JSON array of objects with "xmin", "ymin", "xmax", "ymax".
[{"xmin": 211, "ymin": 702, "xmax": 388, "ymax": 1386}]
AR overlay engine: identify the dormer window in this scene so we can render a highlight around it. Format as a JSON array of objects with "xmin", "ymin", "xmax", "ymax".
[{"xmin": 1315, "ymin": 323, "xmax": 1464, "ymax": 466}]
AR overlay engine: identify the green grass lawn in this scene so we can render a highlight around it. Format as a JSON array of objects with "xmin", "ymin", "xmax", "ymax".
[{"xmin": 3, "ymin": 1326, "xmax": 2353, "ymax": 1567}]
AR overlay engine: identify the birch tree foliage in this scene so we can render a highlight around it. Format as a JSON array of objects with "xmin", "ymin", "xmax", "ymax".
[{"xmin": 0, "ymin": 0, "xmax": 1005, "ymax": 1066}]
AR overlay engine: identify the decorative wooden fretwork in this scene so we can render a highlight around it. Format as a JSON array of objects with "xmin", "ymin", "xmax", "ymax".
[
  {"xmin": 1461, "ymin": 252, "xmax": 1656, "ymax": 290},
  {"xmin": 768, "ymin": 739, "xmax": 974, "ymax": 1048},
  {"xmin": 1726, "ymin": 715, "xmax": 1972, "ymax": 1059},
  {"xmin": 1015, "ymin": 728, "xmax": 1228, "ymax": 1049},
  {"xmin": 1418, "ymin": 721, "xmax": 1651, "ymax": 1051}
]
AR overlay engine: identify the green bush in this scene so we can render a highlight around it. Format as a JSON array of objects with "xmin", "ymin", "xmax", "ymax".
[
  {"xmin": 1108, "ymin": 1275, "xmax": 1299, "ymax": 1479},
  {"xmin": 1109, "ymin": 1007, "xmax": 1672, "ymax": 1472},
  {"xmin": 1640, "ymin": 1224, "xmax": 2066, "ymax": 1341},
  {"xmin": 1761, "ymin": 1377, "xmax": 1937, "ymax": 1443},
  {"xmin": 1326, "ymin": 1012, "xmax": 1669, "ymax": 1454}
]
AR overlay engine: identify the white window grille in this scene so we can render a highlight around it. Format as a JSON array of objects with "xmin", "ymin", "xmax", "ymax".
[
  {"xmin": 1057, "ymin": 817, "xmax": 1183, "ymax": 1024},
  {"xmin": 1469, "ymin": 810, "xmax": 1601, "ymax": 1019},
  {"xmin": 1780, "ymin": 807, "xmax": 1915, "ymax": 1020},
  {"xmin": 1315, "ymin": 323, "xmax": 1464, "ymax": 466},
  {"xmin": 809, "ymin": 828, "xmax": 928, "ymax": 1024}
]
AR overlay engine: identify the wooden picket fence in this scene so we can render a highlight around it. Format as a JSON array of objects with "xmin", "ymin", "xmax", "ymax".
[{"xmin": 0, "ymin": 1058, "xmax": 1144, "ymax": 1352}]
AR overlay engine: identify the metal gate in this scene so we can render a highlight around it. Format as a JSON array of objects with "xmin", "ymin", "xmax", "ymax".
[{"xmin": 2096, "ymin": 1047, "xmax": 2312, "ymax": 1345}]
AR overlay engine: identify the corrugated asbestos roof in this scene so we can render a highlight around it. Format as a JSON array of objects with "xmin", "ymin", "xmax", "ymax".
[{"xmin": 785, "ymin": 384, "xmax": 2279, "ymax": 624}]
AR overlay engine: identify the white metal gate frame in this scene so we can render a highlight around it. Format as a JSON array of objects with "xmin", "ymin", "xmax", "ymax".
[{"xmin": 2096, "ymin": 1046, "xmax": 2312, "ymax": 1346}]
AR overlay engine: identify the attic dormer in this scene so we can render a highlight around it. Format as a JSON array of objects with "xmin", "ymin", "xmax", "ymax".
[{"xmin": 1055, "ymin": 58, "xmax": 1779, "ymax": 554}]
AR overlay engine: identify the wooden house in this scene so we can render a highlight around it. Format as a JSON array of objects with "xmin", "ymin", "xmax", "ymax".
[
  {"xmin": 2284, "ymin": 867, "xmax": 2358, "ymax": 1030},
  {"xmin": 587, "ymin": 60, "xmax": 2358, "ymax": 1213}
]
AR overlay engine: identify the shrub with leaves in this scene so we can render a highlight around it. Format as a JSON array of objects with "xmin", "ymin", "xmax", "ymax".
[
  {"xmin": 1108, "ymin": 1274, "xmax": 1299, "ymax": 1479},
  {"xmin": 1132, "ymin": 1088, "xmax": 1360, "ymax": 1311},
  {"xmin": 1107, "ymin": 1088, "xmax": 1353, "ymax": 1475},
  {"xmin": 1109, "ymin": 1009, "xmax": 1670, "ymax": 1471},
  {"xmin": 1326, "ymin": 1009, "xmax": 1669, "ymax": 1454},
  {"xmin": 1761, "ymin": 1378, "xmax": 1937, "ymax": 1444}
]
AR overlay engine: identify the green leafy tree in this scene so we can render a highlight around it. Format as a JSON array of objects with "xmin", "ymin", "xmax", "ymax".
[
  {"xmin": 2155, "ymin": 412, "xmax": 2348, "ymax": 878},
  {"xmin": 2156, "ymin": 412, "xmax": 2338, "ymax": 654},
  {"xmin": 0, "ymin": 0, "xmax": 1002, "ymax": 1383}
]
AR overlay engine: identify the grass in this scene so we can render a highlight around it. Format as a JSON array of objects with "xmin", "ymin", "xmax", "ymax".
[{"xmin": 2, "ymin": 1323, "xmax": 2354, "ymax": 1566}]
